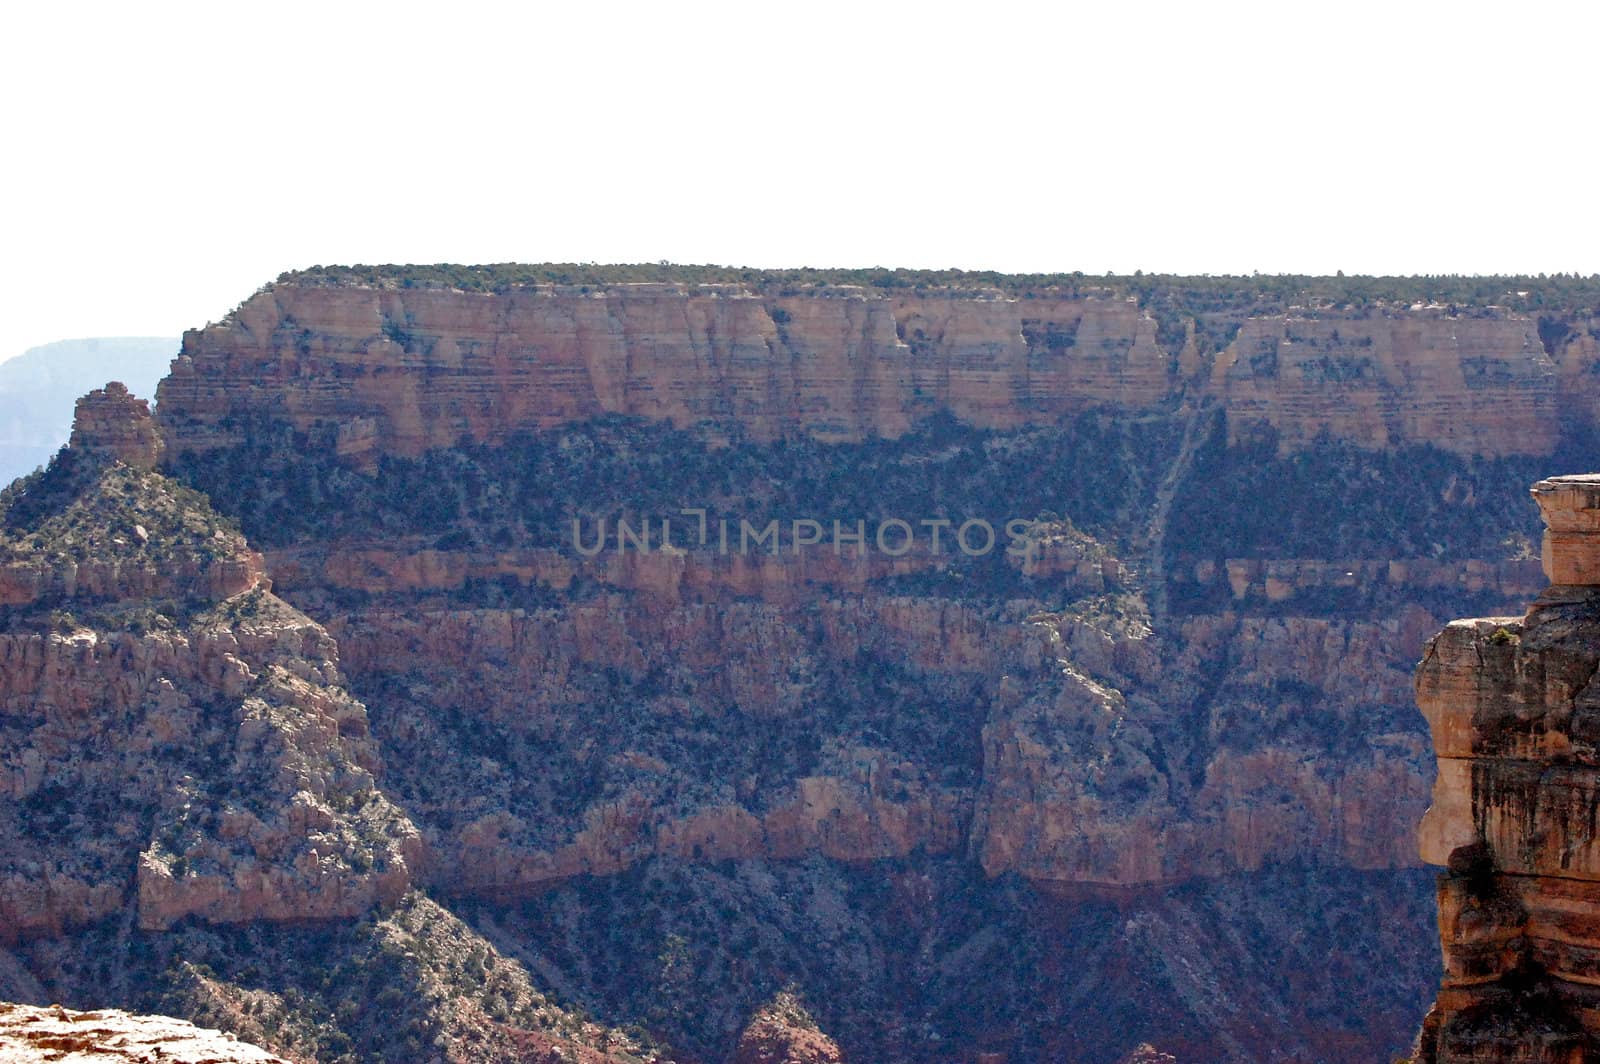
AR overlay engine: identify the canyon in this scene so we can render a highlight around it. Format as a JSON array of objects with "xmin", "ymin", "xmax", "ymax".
[{"xmin": 6, "ymin": 268, "xmax": 1600, "ymax": 1062}]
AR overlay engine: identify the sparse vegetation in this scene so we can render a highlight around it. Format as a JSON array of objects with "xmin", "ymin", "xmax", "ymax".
[{"xmin": 0, "ymin": 450, "xmax": 243, "ymax": 569}]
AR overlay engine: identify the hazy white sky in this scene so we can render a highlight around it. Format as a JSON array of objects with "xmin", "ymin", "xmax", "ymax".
[{"xmin": 4, "ymin": 0, "xmax": 1596, "ymax": 363}]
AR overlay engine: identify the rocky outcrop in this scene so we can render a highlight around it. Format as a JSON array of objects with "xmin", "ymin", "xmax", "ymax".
[
  {"xmin": 0, "ymin": 339, "xmax": 176, "ymax": 489},
  {"xmin": 0, "ymin": 1000, "xmax": 287, "ymax": 1062},
  {"xmin": 1533, "ymin": 473, "xmax": 1600, "ymax": 585},
  {"xmin": 732, "ymin": 993, "xmax": 843, "ymax": 1064},
  {"xmin": 0, "ymin": 592, "xmax": 423, "ymax": 944},
  {"xmin": 155, "ymin": 278, "xmax": 1585, "ymax": 461},
  {"xmin": 974, "ymin": 609, "xmax": 1434, "ymax": 885},
  {"xmin": 1412, "ymin": 475, "xmax": 1600, "ymax": 1061},
  {"xmin": 0, "ymin": 384, "xmax": 264, "ymax": 608}
]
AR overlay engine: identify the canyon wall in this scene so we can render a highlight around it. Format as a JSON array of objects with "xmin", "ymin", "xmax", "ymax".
[
  {"xmin": 0, "ymin": 372, "xmax": 1463, "ymax": 1061},
  {"xmin": 156, "ymin": 279, "xmax": 1590, "ymax": 461},
  {"xmin": 322, "ymin": 595, "xmax": 1432, "ymax": 898}
]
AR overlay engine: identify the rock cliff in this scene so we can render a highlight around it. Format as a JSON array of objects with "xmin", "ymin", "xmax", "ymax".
[
  {"xmin": 1413, "ymin": 475, "xmax": 1600, "ymax": 1061},
  {"xmin": 0, "ymin": 387, "xmax": 664, "ymax": 1064}
]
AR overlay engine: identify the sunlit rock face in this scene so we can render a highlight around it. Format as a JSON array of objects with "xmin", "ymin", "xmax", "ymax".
[
  {"xmin": 0, "ymin": 1001, "xmax": 288, "ymax": 1062},
  {"xmin": 1413, "ymin": 475, "xmax": 1600, "ymax": 1062}
]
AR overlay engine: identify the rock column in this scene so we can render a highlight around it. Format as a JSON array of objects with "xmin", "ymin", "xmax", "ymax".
[
  {"xmin": 69, "ymin": 381, "xmax": 164, "ymax": 470},
  {"xmin": 1413, "ymin": 475, "xmax": 1600, "ymax": 1062}
]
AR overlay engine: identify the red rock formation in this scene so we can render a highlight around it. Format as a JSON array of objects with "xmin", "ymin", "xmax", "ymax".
[
  {"xmin": 1413, "ymin": 475, "xmax": 1600, "ymax": 1061},
  {"xmin": 108, "ymin": 270, "xmax": 1591, "ymax": 1059},
  {"xmin": 322, "ymin": 589, "xmax": 1434, "ymax": 896},
  {"xmin": 0, "ymin": 383, "xmax": 263, "ymax": 609},
  {"xmin": 137, "ymin": 277, "xmax": 1566, "ymax": 906},
  {"xmin": 0, "ymin": 603, "xmax": 424, "ymax": 941},
  {"xmin": 1210, "ymin": 315, "xmax": 1558, "ymax": 455}
]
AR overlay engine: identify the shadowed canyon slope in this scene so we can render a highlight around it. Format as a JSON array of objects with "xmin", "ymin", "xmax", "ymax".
[{"xmin": 7, "ymin": 267, "xmax": 1600, "ymax": 1062}]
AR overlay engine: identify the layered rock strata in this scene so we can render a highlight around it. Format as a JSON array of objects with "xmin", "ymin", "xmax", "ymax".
[
  {"xmin": 142, "ymin": 273, "xmax": 1568, "ymax": 908},
  {"xmin": 156, "ymin": 279, "xmax": 1584, "ymax": 461},
  {"xmin": 1414, "ymin": 474, "xmax": 1600, "ymax": 1061}
]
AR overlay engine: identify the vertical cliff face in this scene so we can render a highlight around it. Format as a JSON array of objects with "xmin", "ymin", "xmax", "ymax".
[
  {"xmin": 156, "ymin": 278, "xmax": 1582, "ymax": 461},
  {"xmin": 1414, "ymin": 475, "xmax": 1600, "ymax": 1062}
]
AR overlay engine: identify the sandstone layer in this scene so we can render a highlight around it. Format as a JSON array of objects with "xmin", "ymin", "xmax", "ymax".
[
  {"xmin": 327, "ymin": 592, "xmax": 1433, "ymax": 898},
  {"xmin": 1413, "ymin": 474, "xmax": 1600, "ymax": 1061}
]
